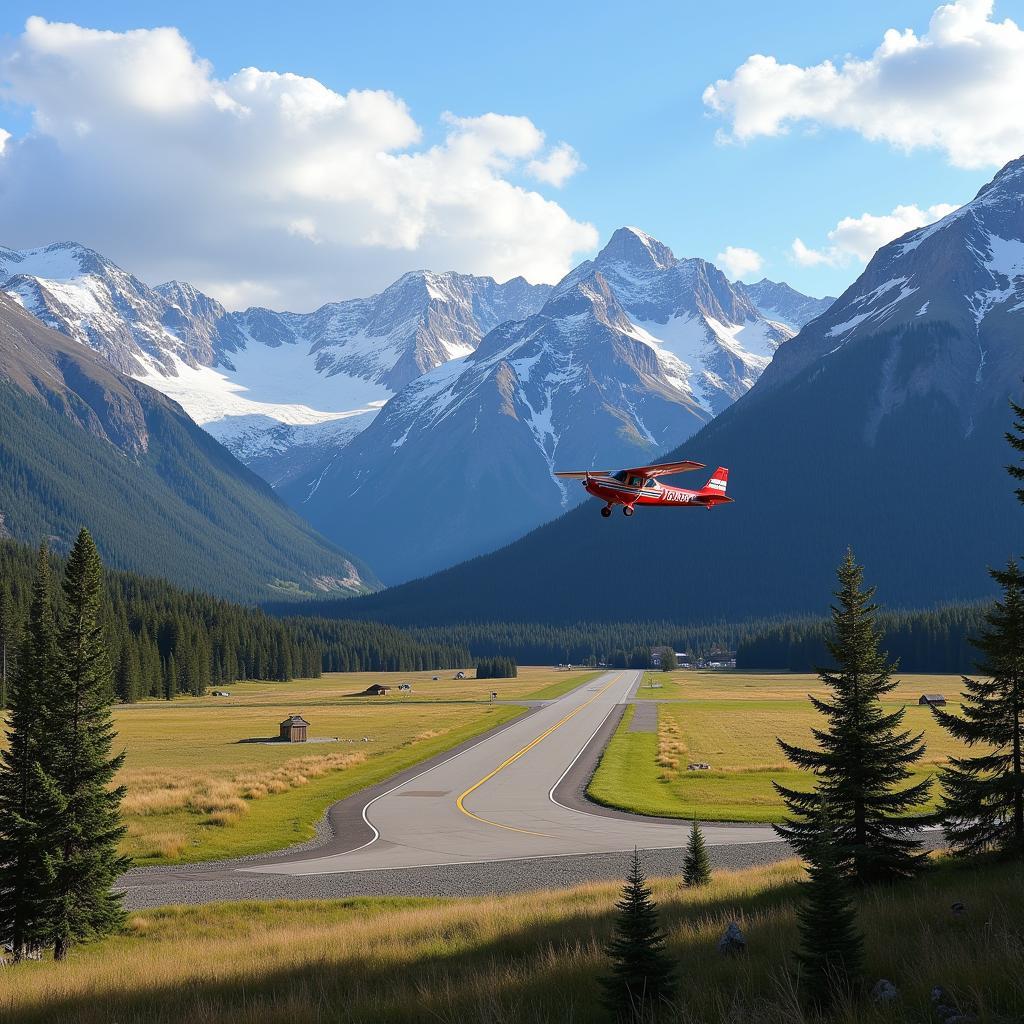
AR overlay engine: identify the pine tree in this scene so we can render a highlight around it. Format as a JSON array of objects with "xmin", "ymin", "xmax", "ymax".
[
  {"xmin": 933, "ymin": 558, "xmax": 1024, "ymax": 859},
  {"xmin": 601, "ymin": 849, "xmax": 677, "ymax": 1020},
  {"xmin": 1004, "ymin": 395, "xmax": 1024, "ymax": 504},
  {"xmin": 0, "ymin": 588, "xmax": 15, "ymax": 708},
  {"xmin": 681, "ymin": 819, "xmax": 711, "ymax": 887},
  {"xmin": 0, "ymin": 546, "xmax": 64, "ymax": 960},
  {"xmin": 774, "ymin": 550, "xmax": 931, "ymax": 883},
  {"xmin": 47, "ymin": 529, "xmax": 129, "ymax": 960},
  {"xmin": 795, "ymin": 803, "xmax": 864, "ymax": 1008}
]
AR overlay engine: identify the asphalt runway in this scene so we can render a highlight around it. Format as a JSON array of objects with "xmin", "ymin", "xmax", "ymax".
[{"xmin": 119, "ymin": 670, "xmax": 785, "ymax": 907}]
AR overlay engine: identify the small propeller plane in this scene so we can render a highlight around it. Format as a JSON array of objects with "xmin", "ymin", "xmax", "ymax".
[{"xmin": 554, "ymin": 460, "xmax": 732, "ymax": 518}]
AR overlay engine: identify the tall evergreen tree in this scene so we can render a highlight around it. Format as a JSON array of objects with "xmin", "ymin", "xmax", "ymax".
[
  {"xmin": 601, "ymin": 849, "xmax": 677, "ymax": 1020},
  {"xmin": 681, "ymin": 819, "xmax": 711, "ymax": 887},
  {"xmin": 774, "ymin": 550, "xmax": 931, "ymax": 883},
  {"xmin": 795, "ymin": 803, "xmax": 864, "ymax": 1008},
  {"xmin": 0, "ymin": 588, "xmax": 15, "ymax": 708},
  {"xmin": 0, "ymin": 546, "xmax": 64, "ymax": 960},
  {"xmin": 1004, "ymin": 394, "xmax": 1024, "ymax": 504},
  {"xmin": 934, "ymin": 558, "xmax": 1024, "ymax": 859},
  {"xmin": 47, "ymin": 529, "xmax": 128, "ymax": 960}
]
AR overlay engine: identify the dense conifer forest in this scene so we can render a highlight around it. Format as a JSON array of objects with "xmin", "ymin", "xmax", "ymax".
[
  {"xmin": 0, "ymin": 540, "xmax": 469, "ymax": 703},
  {"xmin": 389, "ymin": 607, "xmax": 990, "ymax": 672}
]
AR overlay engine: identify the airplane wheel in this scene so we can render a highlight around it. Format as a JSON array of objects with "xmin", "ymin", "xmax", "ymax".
[
  {"xmin": 601, "ymin": 506, "xmax": 612, "ymax": 518},
  {"xmin": 623, "ymin": 506, "xmax": 634, "ymax": 517}
]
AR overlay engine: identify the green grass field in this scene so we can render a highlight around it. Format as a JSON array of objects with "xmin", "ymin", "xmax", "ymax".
[
  {"xmin": 590, "ymin": 671, "xmax": 973, "ymax": 821},
  {"xmin": 104, "ymin": 667, "xmax": 595, "ymax": 865},
  {"xmin": 3, "ymin": 857, "xmax": 1020, "ymax": 1023}
]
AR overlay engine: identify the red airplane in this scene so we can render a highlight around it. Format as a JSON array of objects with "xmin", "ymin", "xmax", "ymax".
[{"xmin": 554, "ymin": 460, "xmax": 732, "ymax": 518}]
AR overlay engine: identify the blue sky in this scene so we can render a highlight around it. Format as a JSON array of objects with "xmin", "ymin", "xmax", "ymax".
[{"xmin": 1, "ymin": 1, "xmax": 1022, "ymax": 308}]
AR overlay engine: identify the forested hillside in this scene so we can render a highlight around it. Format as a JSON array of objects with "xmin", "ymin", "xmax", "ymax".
[
  {"xmin": 0, "ymin": 540, "xmax": 469, "ymax": 704},
  {"xmin": 0, "ymin": 294, "xmax": 375, "ymax": 601}
]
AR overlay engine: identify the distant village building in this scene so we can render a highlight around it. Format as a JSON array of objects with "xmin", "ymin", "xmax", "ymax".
[
  {"xmin": 706, "ymin": 650, "xmax": 737, "ymax": 669},
  {"xmin": 363, "ymin": 684, "xmax": 391, "ymax": 696},
  {"xmin": 279, "ymin": 714, "xmax": 309, "ymax": 742},
  {"xmin": 919, "ymin": 693, "xmax": 947, "ymax": 707}
]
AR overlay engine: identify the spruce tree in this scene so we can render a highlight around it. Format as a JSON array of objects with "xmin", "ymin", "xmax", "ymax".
[
  {"xmin": 774, "ymin": 550, "xmax": 931, "ymax": 883},
  {"xmin": 0, "ymin": 546, "xmax": 64, "ymax": 960},
  {"xmin": 934, "ymin": 558, "xmax": 1024, "ymax": 859},
  {"xmin": 795, "ymin": 803, "xmax": 864, "ymax": 1008},
  {"xmin": 681, "ymin": 819, "xmax": 711, "ymax": 887},
  {"xmin": 1004, "ymin": 394, "xmax": 1024, "ymax": 503},
  {"xmin": 601, "ymin": 849, "xmax": 676, "ymax": 1020},
  {"xmin": 0, "ymin": 588, "xmax": 14, "ymax": 708},
  {"xmin": 47, "ymin": 529, "xmax": 128, "ymax": 960}
]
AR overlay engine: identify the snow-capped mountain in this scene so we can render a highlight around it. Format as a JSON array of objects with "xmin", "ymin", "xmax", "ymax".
[
  {"xmin": 761, "ymin": 154, "xmax": 1024, "ymax": 420},
  {"xmin": 235, "ymin": 271, "xmax": 551, "ymax": 392},
  {"xmin": 558, "ymin": 227, "xmax": 796, "ymax": 413},
  {"xmin": 0, "ymin": 242, "xmax": 245, "ymax": 374},
  {"xmin": 344, "ymin": 154, "xmax": 1024, "ymax": 628},
  {"xmin": 281, "ymin": 227, "xmax": 825, "ymax": 581},
  {"xmin": 734, "ymin": 278, "xmax": 835, "ymax": 332},
  {"xmin": 286, "ymin": 266, "xmax": 718, "ymax": 582},
  {"xmin": 0, "ymin": 245, "xmax": 550, "ymax": 486}
]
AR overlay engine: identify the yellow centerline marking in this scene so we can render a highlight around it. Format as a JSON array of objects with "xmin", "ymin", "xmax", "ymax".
[{"xmin": 455, "ymin": 672, "xmax": 625, "ymax": 837}]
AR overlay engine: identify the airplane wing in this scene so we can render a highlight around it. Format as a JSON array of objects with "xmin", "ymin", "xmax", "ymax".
[
  {"xmin": 624, "ymin": 460, "xmax": 705, "ymax": 478},
  {"xmin": 553, "ymin": 470, "xmax": 613, "ymax": 479}
]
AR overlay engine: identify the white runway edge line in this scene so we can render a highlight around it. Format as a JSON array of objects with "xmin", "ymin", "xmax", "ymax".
[
  {"xmin": 239, "ymin": 673, "xmax": 626, "ymax": 874},
  {"xmin": 345, "ymin": 674, "xmax": 622, "ymax": 858}
]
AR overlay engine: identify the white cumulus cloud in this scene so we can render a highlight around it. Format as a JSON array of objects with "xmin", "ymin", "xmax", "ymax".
[
  {"xmin": 715, "ymin": 245, "xmax": 764, "ymax": 280},
  {"xmin": 703, "ymin": 0, "xmax": 1024, "ymax": 169},
  {"xmin": 0, "ymin": 17, "xmax": 597, "ymax": 309},
  {"xmin": 527, "ymin": 142, "xmax": 583, "ymax": 187},
  {"xmin": 791, "ymin": 203, "xmax": 960, "ymax": 266}
]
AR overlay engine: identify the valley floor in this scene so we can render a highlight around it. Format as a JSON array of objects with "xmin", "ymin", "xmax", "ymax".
[
  {"xmin": 110, "ymin": 668, "xmax": 595, "ymax": 865},
  {"xmin": 7, "ymin": 858, "xmax": 1022, "ymax": 1024}
]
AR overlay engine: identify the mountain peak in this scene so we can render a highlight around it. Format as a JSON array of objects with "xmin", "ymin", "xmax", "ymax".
[
  {"xmin": 0, "ymin": 240, "xmax": 113, "ymax": 281},
  {"xmin": 597, "ymin": 226, "xmax": 677, "ymax": 272},
  {"xmin": 975, "ymin": 152, "xmax": 1024, "ymax": 200}
]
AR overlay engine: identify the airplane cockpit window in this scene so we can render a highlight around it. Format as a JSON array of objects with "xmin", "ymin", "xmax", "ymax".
[
  {"xmin": 612, "ymin": 471, "xmax": 628, "ymax": 482},
  {"xmin": 644, "ymin": 479, "xmax": 658, "ymax": 489},
  {"xmin": 629, "ymin": 476, "xmax": 642, "ymax": 487}
]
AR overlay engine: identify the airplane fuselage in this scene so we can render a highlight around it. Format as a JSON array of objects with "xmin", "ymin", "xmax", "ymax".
[{"xmin": 583, "ymin": 474, "xmax": 723, "ymax": 509}]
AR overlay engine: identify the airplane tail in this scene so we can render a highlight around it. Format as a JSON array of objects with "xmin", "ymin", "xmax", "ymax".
[{"xmin": 698, "ymin": 467, "xmax": 732, "ymax": 505}]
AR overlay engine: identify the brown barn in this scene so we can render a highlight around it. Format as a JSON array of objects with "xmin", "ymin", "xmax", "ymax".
[
  {"xmin": 279, "ymin": 714, "xmax": 310, "ymax": 742},
  {"xmin": 918, "ymin": 694, "xmax": 947, "ymax": 707},
  {"xmin": 364, "ymin": 684, "xmax": 390, "ymax": 696}
]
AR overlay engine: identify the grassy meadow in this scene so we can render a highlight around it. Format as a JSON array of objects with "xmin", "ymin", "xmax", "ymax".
[
  {"xmin": 591, "ymin": 671, "xmax": 973, "ymax": 821},
  {"xmin": 3, "ymin": 857, "xmax": 1020, "ymax": 1023},
  {"xmin": 108, "ymin": 667, "xmax": 596, "ymax": 865}
]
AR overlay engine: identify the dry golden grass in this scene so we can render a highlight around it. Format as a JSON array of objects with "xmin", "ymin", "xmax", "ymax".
[
  {"xmin": 635, "ymin": 669, "xmax": 979, "ymax": 702},
  {"xmin": 656, "ymin": 709, "xmax": 685, "ymax": 776},
  {"xmin": 2, "ymin": 859, "xmax": 1021, "ymax": 1023},
  {"xmin": 121, "ymin": 750, "xmax": 369, "ymax": 824}
]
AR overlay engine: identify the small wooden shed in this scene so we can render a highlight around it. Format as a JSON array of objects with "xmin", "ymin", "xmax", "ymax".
[
  {"xmin": 364, "ymin": 683, "xmax": 390, "ymax": 696},
  {"xmin": 918, "ymin": 694, "xmax": 947, "ymax": 707},
  {"xmin": 279, "ymin": 714, "xmax": 310, "ymax": 742}
]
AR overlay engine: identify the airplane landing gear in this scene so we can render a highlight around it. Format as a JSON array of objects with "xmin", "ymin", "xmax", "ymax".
[
  {"xmin": 601, "ymin": 506, "xmax": 612, "ymax": 518},
  {"xmin": 623, "ymin": 506, "xmax": 634, "ymax": 517}
]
